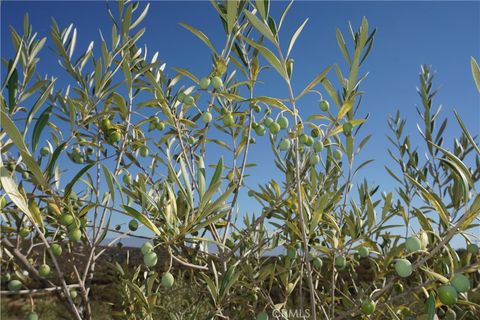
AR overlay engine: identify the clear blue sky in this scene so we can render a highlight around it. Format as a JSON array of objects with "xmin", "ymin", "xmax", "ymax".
[{"xmin": 2, "ymin": 1, "xmax": 479, "ymax": 242}]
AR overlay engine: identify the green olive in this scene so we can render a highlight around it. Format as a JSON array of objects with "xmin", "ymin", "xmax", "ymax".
[
  {"xmin": 335, "ymin": 255, "xmax": 346, "ymax": 268},
  {"xmin": 395, "ymin": 259, "xmax": 412, "ymax": 277},
  {"xmin": 100, "ymin": 118, "xmax": 112, "ymax": 130},
  {"xmin": 333, "ymin": 150, "xmax": 343, "ymax": 160},
  {"xmin": 199, "ymin": 77, "xmax": 211, "ymax": 90},
  {"xmin": 26, "ymin": 312, "xmax": 38, "ymax": 320},
  {"xmin": 184, "ymin": 95, "xmax": 195, "ymax": 106},
  {"xmin": 8, "ymin": 280, "xmax": 22, "ymax": 292},
  {"xmin": 438, "ymin": 285, "xmax": 458, "ymax": 306},
  {"xmin": 162, "ymin": 272, "xmax": 175, "ymax": 288},
  {"xmin": 313, "ymin": 141, "xmax": 324, "ymax": 153},
  {"xmin": 128, "ymin": 219, "xmax": 139, "ymax": 232},
  {"xmin": 223, "ymin": 113, "xmax": 234, "ymax": 127},
  {"xmin": 19, "ymin": 228, "xmax": 30, "ymax": 238},
  {"xmin": 361, "ymin": 299, "xmax": 376, "ymax": 315},
  {"xmin": 143, "ymin": 252, "xmax": 158, "ymax": 267},
  {"xmin": 256, "ymin": 312, "xmax": 268, "ymax": 320},
  {"xmin": 279, "ymin": 139, "xmax": 291, "ymax": 151},
  {"xmin": 319, "ymin": 100, "xmax": 330, "ymax": 112},
  {"xmin": 299, "ymin": 134, "xmax": 308, "ymax": 145},
  {"xmin": 60, "ymin": 214, "xmax": 74, "ymax": 226},
  {"xmin": 358, "ymin": 246, "xmax": 369, "ymax": 258},
  {"xmin": 202, "ymin": 112, "xmax": 212, "ymax": 123},
  {"xmin": 109, "ymin": 130, "xmax": 122, "ymax": 143},
  {"xmin": 38, "ymin": 264, "xmax": 51, "ymax": 277},
  {"xmin": 68, "ymin": 228, "xmax": 82, "ymax": 242},
  {"xmin": 268, "ymin": 122, "xmax": 280, "ymax": 135},
  {"xmin": 277, "ymin": 115, "xmax": 289, "ymax": 129},
  {"xmin": 405, "ymin": 236, "xmax": 422, "ymax": 253},
  {"xmin": 139, "ymin": 146, "xmax": 149, "ymax": 157},
  {"xmin": 310, "ymin": 154, "xmax": 320, "ymax": 164},
  {"xmin": 40, "ymin": 147, "xmax": 50, "ymax": 156},
  {"xmin": 254, "ymin": 125, "xmax": 266, "ymax": 136},
  {"xmin": 264, "ymin": 117, "xmax": 274, "ymax": 127},
  {"xmin": 141, "ymin": 242, "xmax": 153, "ymax": 255},
  {"xmin": 451, "ymin": 274, "xmax": 470, "ymax": 293},
  {"xmin": 51, "ymin": 243, "xmax": 62, "ymax": 256},
  {"xmin": 211, "ymin": 76, "xmax": 223, "ymax": 90}
]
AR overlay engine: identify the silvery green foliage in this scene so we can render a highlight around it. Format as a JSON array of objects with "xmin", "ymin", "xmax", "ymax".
[{"xmin": 1, "ymin": 1, "xmax": 479, "ymax": 319}]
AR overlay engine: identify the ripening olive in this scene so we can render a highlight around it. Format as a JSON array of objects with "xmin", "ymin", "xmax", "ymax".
[
  {"xmin": 438, "ymin": 285, "xmax": 458, "ymax": 306},
  {"xmin": 199, "ymin": 77, "xmax": 211, "ymax": 90},
  {"xmin": 128, "ymin": 219, "xmax": 139, "ymax": 232},
  {"xmin": 223, "ymin": 113, "xmax": 234, "ymax": 127},
  {"xmin": 333, "ymin": 150, "xmax": 343, "ymax": 160},
  {"xmin": 313, "ymin": 141, "xmax": 324, "ymax": 153},
  {"xmin": 40, "ymin": 147, "xmax": 50, "ymax": 157},
  {"xmin": 277, "ymin": 116, "xmax": 289, "ymax": 129},
  {"xmin": 279, "ymin": 139, "xmax": 291, "ymax": 151},
  {"xmin": 143, "ymin": 252, "xmax": 158, "ymax": 267},
  {"xmin": 139, "ymin": 146, "xmax": 149, "ymax": 157},
  {"xmin": 184, "ymin": 95, "xmax": 195, "ymax": 106},
  {"xmin": 319, "ymin": 100, "xmax": 330, "ymax": 112},
  {"xmin": 38, "ymin": 264, "xmax": 51, "ymax": 277},
  {"xmin": 202, "ymin": 112, "xmax": 212, "ymax": 123},
  {"xmin": 141, "ymin": 242, "xmax": 153, "ymax": 255},
  {"xmin": 268, "ymin": 122, "xmax": 280, "ymax": 135},
  {"xmin": 51, "ymin": 244, "xmax": 62, "ymax": 256},
  {"xmin": 254, "ymin": 125, "xmax": 266, "ymax": 136},
  {"xmin": 162, "ymin": 272, "xmax": 175, "ymax": 288},
  {"xmin": 211, "ymin": 76, "xmax": 223, "ymax": 90},
  {"xmin": 68, "ymin": 228, "xmax": 82, "ymax": 242}
]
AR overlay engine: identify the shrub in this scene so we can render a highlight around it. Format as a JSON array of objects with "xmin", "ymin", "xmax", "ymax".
[{"xmin": 1, "ymin": 1, "xmax": 480, "ymax": 319}]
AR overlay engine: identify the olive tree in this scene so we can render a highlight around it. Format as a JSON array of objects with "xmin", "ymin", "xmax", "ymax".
[{"xmin": 1, "ymin": 1, "xmax": 480, "ymax": 319}]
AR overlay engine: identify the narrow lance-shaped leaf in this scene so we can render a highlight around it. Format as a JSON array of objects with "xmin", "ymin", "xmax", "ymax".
[
  {"xmin": 243, "ymin": 10, "xmax": 276, "ymax": 44},
  {"xmin": 425, "ymin": 295, "xmax": 435, "ymax": 320},
  {"xmin": 254, "ymin": 0, "xmax": 270, "ymax": 20},
  {"xmin": 471, "ymin": 57, "xmax": 480, "ymax": 92},
  {"xmin": 0, "ymin": 164, "xmax": 32, "ymax": 221},
  {"xmin": 406, "ymin": 175, "xmax": 450, "ymax": 227},
  {"xmin": 209, "ymin": 157, "xmax": 224, "ymax": 188},
  {"xmin": 179, "ymin": 23, "xmax": 218, "ymax": 55},
  {"xmin": 26, "ymin": 80, "xmax": 56, "ymax": 129},
  {"xmin": 226, "ymin": 0, "xmax": 237, "ymax": 34},
  {"xmin": 31, "ymin": 106, "xmax": 52, "ymax": 153},
  {"xmin": 64, "ymin": 163, "xmax": 95, "ymax": 198},
  {"xmin": 130, "ymin": 3, "xmax": 150, "ymax": 30},
  {"xmin": 102, "ymin": 164, "xmax": 115, "ymax": 204},
  {"xmin": 296, "ymin": 65, "xmax": 332, "ymax": 100},
  {"xmin": 243, "ymin": 37, "xmax": 287, "ymax": 80},
  {"xmin": 2, "ymin": 41, "xmax": 23, "ymax": 90},
  {"xmin": 0, "ymin": 110, "xmax": 47, "ymax": 187},
  {"xmin": 7, "ymin": 63, "xmax": 18, "ymax": 113},
  {"xmin": 336, "ymin": 29, "xmax": 350, "ymax": 65},
  {"xmin": 454, "ymin": 110, "xmax": 480, "ymax": 157},
  {"xmin": 287, "ymin": 18, "xmax": 308, "ymax": 58}
]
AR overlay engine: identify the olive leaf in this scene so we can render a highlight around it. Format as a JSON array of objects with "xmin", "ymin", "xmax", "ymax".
[
  {"xmin": 244, "ymin": 10, "xmax": 276, "ymax": 44},
  {"xmin": 179, "ymin": 23, "xmax": 218, "ymax": 55},
  {"xmin": 471, "ymin": 57, "xmax": 480, "ymax": 91},
  {"xmin": 0, "ymin": 164, "xmax": 32, "ymax": 220},
  {"xmin": 0, "ymin": 109, "xmax": 47, "ymax": 187}
]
